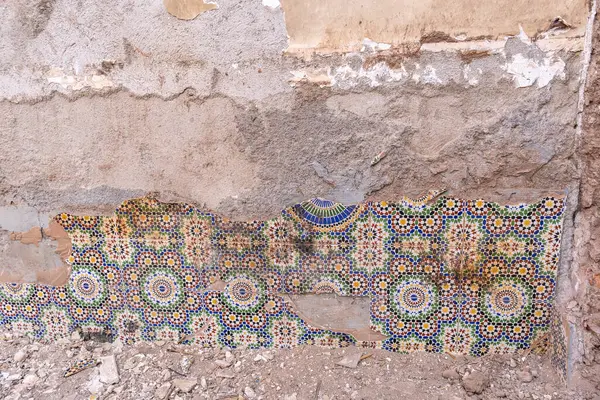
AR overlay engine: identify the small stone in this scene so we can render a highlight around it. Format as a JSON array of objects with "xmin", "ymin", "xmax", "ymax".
[
  {"xmin": 442, "ymin": 368, "xmax": 460, "ymax": 380},
  {"xmin": 510, "ymin": 358, "xmax": 517, "ymax": 368},
  {"xmin": 284, "ymin": 393, "xmax": 297, "ymax": 400},
  {"xmin": 216, "ymin": 370, "xmax": 235, "ymax": 379},
  {"xmin": 225, "ymin": 351, "xmax": 234, "ymax": 361},
  {"xmin": 462, "ymin": 371, "xmax": 489, "ymax": 394},
  {"xmin": 517, "ymin": 369, "xmax": 533, "ymax": 383},
  {"xmin": 155, "ymin": 382, "xmax": 172, "ymax": 400},
  {"xmin": 173, "ymin": 378, "xmax": 197, "ymax": 393},
  {"xmin": 112, "ymin": 338, "xmax": 124, "ymax": 354},
  {"xmin": 200, "ymin": 376, "xmax": 207, "ymax": 390},
  {"xmin": 23, "ymin": 374, "xmax": 38, "ymax": 386},
  {"xmin": 244, "ymin": 386, "xmax": 256, "ymax": 398},
  {"xmin": 14, "ymin": 350, "xmax": 28, "ymax": 362},
  {"xmin": 7, "ymin": 373, "xmax": 22, "ymax": 381},
  {"xmin": 496, "ymin": 390, "xmax": 507, "ymax": 398},
  {"xmin": 214, "ymin": 359, "xmax": 231, "ymax": 368},
  {"xmin": 180, "ymin": 356, "xmax": 193, "ymax": 374},
  {"xmin": 71, "ymin": 331, "xmax": 82, "ymax": 341},
  {"xmin": 98, "ymin": 355, "xmax": 119, "ymax": 385},
  {"xmin": 336, "ymin": 353, "xmax": 363, "ymax": 369}
]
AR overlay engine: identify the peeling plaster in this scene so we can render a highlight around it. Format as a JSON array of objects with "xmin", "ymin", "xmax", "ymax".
[
  {"xmin": 46, "ymin": 68, "xmax": 116, "ymax": 91},
  {"xmin": 330, "ymin": 63, "xmax": 408, "ymax": 88},
  {"xmin": 262, "ymin": 0, "xmax": 280, "ymax": 9},
  {"xmin": 504, "ymin": 53, "xmax": 566, "ymax": 88},
  {"xmin": 288, "ymin": 35, "xmax": 578, "ymax": 90}
]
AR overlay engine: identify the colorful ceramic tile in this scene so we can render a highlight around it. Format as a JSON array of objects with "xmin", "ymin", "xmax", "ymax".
[{"xmin": 0, "ymin": 195, "xmax": 566, "ymax": 360}]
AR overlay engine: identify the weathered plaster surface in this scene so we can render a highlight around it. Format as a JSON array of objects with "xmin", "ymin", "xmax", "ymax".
[
  {"xmin": 280, "ymin": 0, "xmax": 588, "ymax": 52},
  {"xmin": 0, "ymin": 0, "xmax": 594, "ymax": 383}
]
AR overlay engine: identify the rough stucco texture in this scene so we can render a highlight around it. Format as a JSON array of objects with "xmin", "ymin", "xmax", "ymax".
[{"xmin": 0, "ymin": 0, "xmax": 585, "ymax": 336}]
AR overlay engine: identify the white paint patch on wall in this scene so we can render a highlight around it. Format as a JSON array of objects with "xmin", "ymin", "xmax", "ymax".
[
  {"xmin": 504, "ymin": 53, "xmax": 566, "ymax": 88},
  {"xmin": 330, "ymin": 62, "xmax": 408, "ymax": 88},
  {"xmin": 262, "ymin": 0, "xmax": 280, "ymax": 9},
  {"xmin": 361, "ymin": 38, "xmax": 392, "ymax": 52},
  {"xmin": 45, "ymin": 67, "xmax": 115, "ymax": 91}
]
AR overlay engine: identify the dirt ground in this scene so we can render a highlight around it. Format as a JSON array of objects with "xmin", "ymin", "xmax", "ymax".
[{"xmin": 0, "ymin": 327, "xmax": 598, "ymax": 400}]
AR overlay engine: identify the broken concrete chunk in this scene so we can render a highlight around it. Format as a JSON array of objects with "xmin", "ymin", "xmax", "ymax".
[
  {"xmin": 163, "ymin": 0, "xmax": 218, "ymax": 20},
  {"xmin": 461, "ymin": 371, "xmax": 489, "ymax": 394},
  {"xmin": 155, "ymin": 382, "xmax": 172, "ymax": 400},
  {"xmin": 98, "ymin": 355, "xmax": 119, "ymax": 385},
  {"xmin": 216, "ymin": 370, "xmax": 235, "ymax": 379},
  {"xmin": 335, "ymin": 352, "xmax": 363, "ymax": 369},
  {"xmin": 173, "ymin": 377, "xmax": 197, "ymax": 393}
]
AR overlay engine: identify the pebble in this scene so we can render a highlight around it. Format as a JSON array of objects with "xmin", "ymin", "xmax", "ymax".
[
  {"xmin": 244, "ymin": 386, "xmax": 256, "ymax": 398},
  {"xmin": 517, "ymin": 369, "xmax": 534, "ymax": 383},
  {"xmin": 13, "ymin": 350, "xmax": 27, "ymax": 362},
  {"xmin": 214, "ymin": 359, "xmax": 231, "ymax": 368},
  {"xmin": 155, "ymin": 382, "xmax": 172, "ymax": 400},
  {"xmin": 200, "ymin": 376, "xmax": 207, "ymax": 390},
  {"xmin": 510, "ymin": 358, "xmax": 517, "ymax": 368},
  {"xmin": 216, "ymin": 370, "xmax": 235, "ymax": 379},
  {"xmin": 22, "ymin": 374, "xmax": 38, "ymax": 386},
  {"xmin": 173, "ymin": 378, "xmax": 197, "ymax": 393},
  {"xmin": 442, "ymin": 368, "xmax": 460, "ymax": 380}
]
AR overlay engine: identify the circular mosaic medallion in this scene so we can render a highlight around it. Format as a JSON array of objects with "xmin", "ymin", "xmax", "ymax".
[
  {"xmin": 484, "ymin": 280, "xmax": 529, "ymax": 321},
  {"xmin": 0, "ymin": 283, "xmax": 33, "ymax": 303},
  {"xmin": 142, "ymin": 269, "xmax": 183, "ymax": 309},
  {"xmin": 223, "ymin": 276, "xmax": 265, "ymax": 313},
  {"xmin": 392, "ymin": 278, "xmax": 436, "ymax": 318},
  {"xmin": 69, "ymin": 269, "xmax": 105, "ymax": 306}
]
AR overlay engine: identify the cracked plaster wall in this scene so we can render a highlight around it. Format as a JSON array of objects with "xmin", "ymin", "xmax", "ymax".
[{"xmin": 0, "ymin": 0, "xmax": 594, "ymax": 381}]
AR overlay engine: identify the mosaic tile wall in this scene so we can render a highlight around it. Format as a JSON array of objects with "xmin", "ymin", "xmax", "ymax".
[{"xmin": 0, "ymin": 194, "xmax": 566, "ymax": 358}]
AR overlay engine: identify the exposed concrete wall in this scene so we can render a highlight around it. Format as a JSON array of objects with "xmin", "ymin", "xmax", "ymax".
[{"xmin": 0, "ymin": 0, "xmax": 594, "ymax": 382}]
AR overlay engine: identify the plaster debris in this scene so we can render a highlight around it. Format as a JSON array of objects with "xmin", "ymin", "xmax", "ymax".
[
  {"xmin": 46, "ymin": 68, "xmax": 115, "ymax": 91},
  {"xmin": 262, "ymin": 0, "xmax": 280, "ymax": 9},
  {"xmin": 98, "ymin": 355, "xmax": 120, "ymax": 385},
  {"xmin": 504, "ymin": 53, "xmax": 566, "ymax": 87},
  {"xmin": 336, "ymin": 352, "xmax": 363, "ymax": 369},
  {"xmin": 172, "ymin": 378, "xmax": 197, "ymax": 393},
  {"xmin": 163, "ymin": 0, "xmax": 218, "ymax": 20}
]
